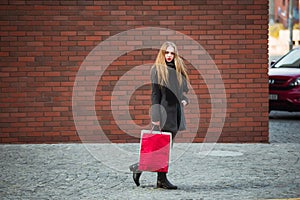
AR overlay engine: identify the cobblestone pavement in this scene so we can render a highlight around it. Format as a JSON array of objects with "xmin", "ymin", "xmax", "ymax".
[
  {"xmin": 1, "ymin": 111, "xmax": 299, "ymax": 200},
  {"xmin": 269, "ymin": 111, "xmax": 300, "ymax": 144}
]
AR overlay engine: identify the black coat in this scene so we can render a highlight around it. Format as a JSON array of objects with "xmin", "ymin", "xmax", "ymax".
[{"xmin": 151, "ymin": 64, "xmax": 189, "ymax": 135}]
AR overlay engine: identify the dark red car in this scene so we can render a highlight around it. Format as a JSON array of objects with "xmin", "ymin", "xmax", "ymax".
[{"xmin": 269, "ymin": 47, "xmax": 300, "ymax": 112}]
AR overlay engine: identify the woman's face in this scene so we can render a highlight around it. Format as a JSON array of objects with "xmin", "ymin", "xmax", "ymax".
[{"xmin": 164, "ymin": 46, "xmax": 175, "ymax": 62}]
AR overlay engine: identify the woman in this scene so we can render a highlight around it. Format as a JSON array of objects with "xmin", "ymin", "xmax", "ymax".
[{"xmin": 130, "ymin": 41, "xmax": 189, "ymax": 189}]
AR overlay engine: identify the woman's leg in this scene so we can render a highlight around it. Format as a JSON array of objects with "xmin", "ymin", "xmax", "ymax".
[
  {"xmin": 156, "ymin": 130, "xmax": 177, "ymax": 189},
  {"xmin": 129, "ymin": 163, "xmax": 142, "ymax": 187}
]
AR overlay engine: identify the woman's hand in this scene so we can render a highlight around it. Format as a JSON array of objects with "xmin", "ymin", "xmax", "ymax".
[
  {"xmin": 152, "ymin": 121, "xmax": 160, "ymax": 126},
  {"xmin": 181, "ymin": 100, "xmax": 188, "ymax": 107}
]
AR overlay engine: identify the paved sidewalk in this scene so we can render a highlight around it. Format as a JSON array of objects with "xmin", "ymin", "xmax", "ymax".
[{"xmin": 1, "ymin": 143, "xmax": 299, "ymax": 200}]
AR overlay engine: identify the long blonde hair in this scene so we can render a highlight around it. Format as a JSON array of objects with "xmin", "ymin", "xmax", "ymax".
[{"xmin": 153, "ymin": 41, "xmax": 189, "ymax": 86}]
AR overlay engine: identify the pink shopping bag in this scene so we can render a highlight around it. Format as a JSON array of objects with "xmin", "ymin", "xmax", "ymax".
[{"xmin": 138, "ymin": 129, "xmax": 172, "ymax": 172}]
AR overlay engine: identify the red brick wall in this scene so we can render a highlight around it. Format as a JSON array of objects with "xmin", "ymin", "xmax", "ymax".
[{"xmin": 0, "ymin": 0, "xmax": 269, "ymax": 143}]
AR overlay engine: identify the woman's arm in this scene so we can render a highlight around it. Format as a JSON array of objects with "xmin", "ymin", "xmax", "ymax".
[
  {"xmin": 181, "ymin": 76, "xmax": 189, "ymax": 106},
  {"xmin": 151, "ymin": 67, "xmax": 161, "ymax": 124}
]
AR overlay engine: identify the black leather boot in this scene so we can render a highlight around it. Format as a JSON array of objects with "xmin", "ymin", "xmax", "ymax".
[
  {"xmin": 157, "ymin": 172, "xmax": 177, "ymax": 189},
  {"xmin": 129, "ymin": 163, "xmax": 142, "ymax": 186}
]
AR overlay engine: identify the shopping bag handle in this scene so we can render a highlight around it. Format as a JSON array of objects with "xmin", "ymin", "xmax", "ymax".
[{"xmin": 151, "ymin": 125, "xmax": 162, "ymax": 134}]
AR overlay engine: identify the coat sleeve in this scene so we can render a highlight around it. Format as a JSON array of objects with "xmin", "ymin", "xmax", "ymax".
[
  {"xmin": 182, "ymin": 76, "xmax": 189, "ymax": 104},
  {"xmin": 151, "ymin": 67, "xmax": 161, "ymax": 122}
]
